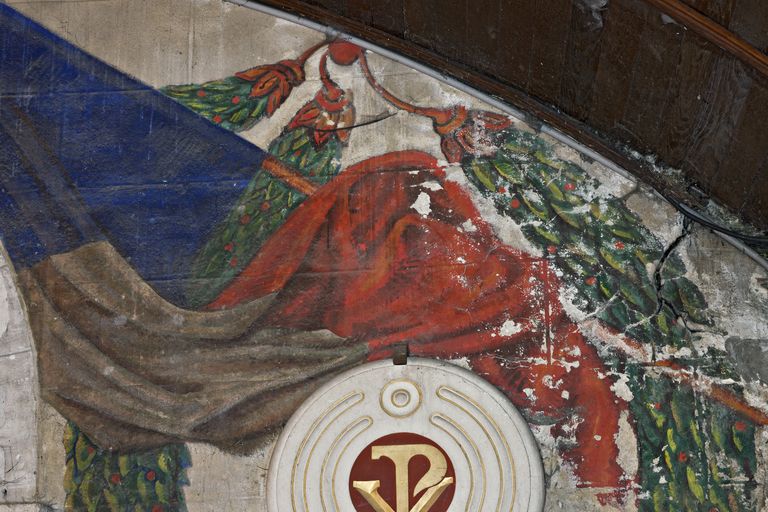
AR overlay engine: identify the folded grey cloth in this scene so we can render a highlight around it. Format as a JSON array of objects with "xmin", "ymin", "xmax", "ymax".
[{"xmin": 20, "ymin": 241, "xmax": 364, "ymax": 453}]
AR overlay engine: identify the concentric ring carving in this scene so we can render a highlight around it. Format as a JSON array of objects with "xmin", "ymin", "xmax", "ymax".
[
  {"xmin": 267, "ymin": 358, "xmax": 545, "ymax": 512},
  {"xmin": 380, "ymin": 378, "xmax": 422, "ymax": 417}
]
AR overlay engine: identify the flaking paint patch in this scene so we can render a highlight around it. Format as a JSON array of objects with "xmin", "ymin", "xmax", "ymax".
[
  {"xmin": 417, "ymin": 180, "xmax": 443, "ymax": 191},
  {"xmin": 446, "ymin": 356, "xmax": 472, "ymax": 370},
  {"xmin": 0, "ymin": 264, "xmax": 9, "ymax": 342},
  {"xmin": 445, "ymin": 165, "xmax": 540, "ymax": 255},
  {"xmin": 500, "ymin": 319, "xmax": 523, "ymax": 336},
  {"xmin": 460, "ymin": 219, "xmax": 477, "ymax": 233},
  {"xmin": 756, "ymin": 428, "xmax": 768, "ymax": 510},
  {"xmin": 610, "ymin": 372, "xmax": 634, "ymax": 402},
  {"xmin": 411, "ymin": 191, "xmax": 431, "ymax": 217},
  {"xmin": 616, "ymin": 410, "xmax": 639, "ymax": 479}
]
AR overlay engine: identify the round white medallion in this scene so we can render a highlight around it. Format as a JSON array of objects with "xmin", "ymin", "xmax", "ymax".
[{"xmin": 267, "ymin": 358, "xmax": 545, "ymax": 512}]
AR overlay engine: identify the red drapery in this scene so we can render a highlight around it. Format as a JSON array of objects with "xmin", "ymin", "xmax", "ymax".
[{"xmin": 208, "ymin": 150, "xmax": 628, "ymax": 491}]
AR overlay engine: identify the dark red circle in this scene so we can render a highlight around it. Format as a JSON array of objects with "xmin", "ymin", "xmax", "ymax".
[
  {"xmin": 328, "ymin": 41, "xmax": 363, "ymax": 65},
  {"xmin": 349, "ymin": 432, "xmax": 455, "ymax": 512}
]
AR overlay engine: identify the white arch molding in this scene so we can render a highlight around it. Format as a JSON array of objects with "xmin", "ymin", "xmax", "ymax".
[{"xmin": 267, "ymin": 358, "xmax": 546, "ymax": 512}]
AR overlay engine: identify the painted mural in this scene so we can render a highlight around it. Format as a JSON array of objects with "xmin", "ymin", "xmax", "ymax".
[{"xmin": 0, "ymin": 2, "xmax": 767, "ymax": 511}]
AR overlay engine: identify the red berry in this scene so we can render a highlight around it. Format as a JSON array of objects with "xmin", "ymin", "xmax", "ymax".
[
  {"xmin": 497, "ymin": 186, "xmax": 506, "ymax": 194},
  {"xmin": 735, "ymin": 421, "xmax": 747, "ymax": 432},
  {"xmin": 197, "ymin": 90, "xmax": 206, "ymax": 98},
  {"xmin": 260, "ymin": 202, "xmax": 270, "ymax": 212},
  {"xmin": 510, "ymin": 198, "xmax": 521, "ymax": 209},
  {"xmin": 585, "ymin": 276, "xmax": 597, "ymax": 286},
  {"xmin": 653, "ymin": 402, "xmax": 662, "ymax": 410},
  {"xmin": 232, "ymin": 96, "xmax": 241, "ymax": 104},
  {"xmin": 146, "ymin": 470, "xmax": 156, "ymax": 481},
  {"xmin": 229, "ymin": 257, "xmax": 238, "ymax": 268},
  {"xmin": 677, "ymin": 451, "xmax": 688, "ymax": 463},
  {"xmin": 224, "ymin": 242, "xmax": 234, "ymax": 252},
  {"xmin": 614, "ymin": 241, "xmax": 625, "ymax": 250},
  {"xmin": 328, "ymin": 41, "xmax": 362, "ymax": 66},
  {"xmin": 152, "ymin": 505, "xmax": 163, "ymax": 512},
  {"xmin": 109, "ymin": 473, "xmax": 121, "ymax": 485},
  {"xmin": 564, "ymin": 183, "xmax": 575, "ymax": 191},
  {"xmin": 547, "ymin": 245, "xmax": 557, "ymax": 254},
  {"xmin": 239, "ymin": 213, "xmax": 251, "ymax": 225},
  {"xmin": 212, "ymin": 115, "xmax": 223, "ymax": 124}
]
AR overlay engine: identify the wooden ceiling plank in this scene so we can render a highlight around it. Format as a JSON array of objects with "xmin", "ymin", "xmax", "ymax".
[
  {"xmin": 525, "ymin": 0, "xmax": 573, "ymax": 106},
  {"xmin": 407, "ymin": 0, "xmax": 466, "ymax": 60},
  {"xmin": 464, "ymin": 0, "xmax": 502, "ymax": 75},
  {"xmin": 495, "ymin": 0, "xmax": 538, "ymax": 93},
  {"xmin": 558, "ymin": 2, "xmax": 606, "ymax": 122},
  {"xmin": 657, "ymin": 34, "xmax": 717, "ymax": 166},
  {"xmin": 682, "ymin": 55, "xmax": 753, "ymax": 190},
  {"xmin": 728, "ymin": 0, "xmax": 768, "ymax": 52},
  {"xmin": 401, "ymin": 0, "xmax": 437, "ymax": 50},
  {"xmin": 741, "ymin": 156, "xmax": 768, "ymax": 223},
  {"xmin": 343, "ymin": 0, "xmax": 408, "ymax": 34},
  {"xmin": 681, "ymin": 0, "xmax": 735, "ymax": 26},
  {"xmin": 344, "ymin": 0, "xmax": 373, "ymax": 26},
  {"xmin": 309, "ymin": 0, "xmax": 347, "ymax": 13},
  {"xmin": 619, "ymin": 15, "xmax": 684, "ymax": 152},
  {"xmin": 714, "ymin": 81, "xmax": 768, "ymax": 225},
  {"xmin": 586, "ymin": 1, "xmax": 645, "ymax": 132}
]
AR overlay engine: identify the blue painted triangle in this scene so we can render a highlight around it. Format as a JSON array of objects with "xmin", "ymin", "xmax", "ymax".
[{"xmin": 0, "ymin": 3, "xmax": 269, "ymax": 307}]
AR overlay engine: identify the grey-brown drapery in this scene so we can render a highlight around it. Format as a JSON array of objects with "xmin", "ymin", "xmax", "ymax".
[{"xmin": 18, "ymin": 241, "xmax": 365, "ymax": 453}]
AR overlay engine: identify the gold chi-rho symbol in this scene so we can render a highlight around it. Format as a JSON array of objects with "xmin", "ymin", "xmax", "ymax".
[{"xmin": 352, "ymin": 444, "xmax": 455, "ymax": 512}]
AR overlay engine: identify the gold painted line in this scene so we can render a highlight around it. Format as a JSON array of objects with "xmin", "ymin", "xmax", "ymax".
[
  {"xmin": 442, "ymin": 387, "xmax": 517, "ymax": 506},
  {"xmin": 431, "ymin": 414, "xmax": 482, "ymax": 512},
  {"xmin": 331, "ymin": 417, "xmax": 373, "ymax": 510},
  {"xmin": 437, "ymin": 386, "xmax": 504, "ymax": 512},
  {"xmin": 291, "ymin": 391, "xmax": 363, "ymax": 512},
  {"xmin": 303, "ymin": 392, "xmax": 366, "ymax": 511},
  {"xmin": 310, "ymin": 407, "xmax": 368, "ymax": 512}
]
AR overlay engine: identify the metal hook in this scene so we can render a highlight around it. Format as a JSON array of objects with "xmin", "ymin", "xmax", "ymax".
[{"xmin": 392, "ymin": 343, "xmax": 409, "ymax": 365}]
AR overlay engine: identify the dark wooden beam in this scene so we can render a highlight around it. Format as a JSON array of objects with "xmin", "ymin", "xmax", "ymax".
[{"xmin": 641, "ymin": 0, "xmax": 768, "ymax": 78}]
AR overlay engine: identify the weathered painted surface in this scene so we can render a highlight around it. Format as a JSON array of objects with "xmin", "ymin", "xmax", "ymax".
[
  {"xmin": 0, "ymin": 250, "xmax": 39, "ymax": 506},
  {"xmin": 0, "ymin": 1, "xmax": 766, "ymax": 511}
]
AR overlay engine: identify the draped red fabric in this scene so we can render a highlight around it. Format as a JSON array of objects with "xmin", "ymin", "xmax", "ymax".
[{"xmin": 208, "ymin": 150, "xmax": 627, "ymax": 491}]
